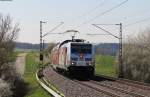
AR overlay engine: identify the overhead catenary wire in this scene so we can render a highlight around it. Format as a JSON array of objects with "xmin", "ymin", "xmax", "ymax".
[
  {"xmin": 119, "ymin": 8, "xmax": 150, "ymax": 22},
  {"xmin": 92, "ymin": 24, "xmax": 120, "ymax": 39},
  {"xmin": 77, "ymin": 0, "xmax": 108, "ymax": 18},
  {"xmin": 68, "ymin": 0, "xmax": 108, "ymax": 29},
  {"xmin": 42, "ymin": 22, "xmax": 64, "ymax": 37},
  {"xmin": 125, "ymin": 17, "xmax": 150, "ymax": 27},
  {"xmin": 93, "ymin": 24, "xmax": 118, "ymax": 25},
  {"xmin": 87, "ymin": 33, "xmax": 110, "ymax": 35},
  {"xmin": 81, "ymin": 0, "xmax": 129, "ymax": 25}
]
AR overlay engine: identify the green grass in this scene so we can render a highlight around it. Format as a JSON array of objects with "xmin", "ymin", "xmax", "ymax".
[
  {"xmin": 15, "ymin": 48, "xmax": 38, "ymax": 52},
  {"xmin": 95, "ymin": 55, "xmax": 118, "ymax": 77},
  {"xmin": 9, "ymin": 51, "xmax": 21, "ymax": 62},
  {"xmin": 24, "ymin": 52, "xmax": 51, "ymax": 97}
]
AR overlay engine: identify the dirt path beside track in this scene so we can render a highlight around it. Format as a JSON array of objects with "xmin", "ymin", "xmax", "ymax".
[{"xmin": 15, "ymin": 53, "xmax": 27, "ymax": 76}]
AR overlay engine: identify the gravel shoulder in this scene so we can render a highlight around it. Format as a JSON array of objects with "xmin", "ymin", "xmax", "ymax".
[{"xmin": 15, "ymin": 53, "xmax": 27, "ymax": 76}]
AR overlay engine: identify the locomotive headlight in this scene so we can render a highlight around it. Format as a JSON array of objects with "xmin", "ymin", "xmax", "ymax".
[
  {"xmin": 71, "ymin": 62, "xmax": 76, "ymax": 65},
  {"xmin": 89, "ymin": 63, "xmax": 92, "ymax": 66},
  {"xmin": 86, "ymin": 62, "xmax": 93, "ymax": 66}
]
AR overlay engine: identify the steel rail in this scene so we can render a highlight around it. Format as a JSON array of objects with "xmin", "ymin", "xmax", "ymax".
[
  {"xmin": 118, "ymin": 78, "xmax": 150, "ymax": 90},
  {"xmin": 90, "ymin": 80, "xmax": 146, "ymax": 97},
  {"xmin": 74, "ymin": 80, "xmax": 121, "ymax": 97},
  {"xmin": 95, "ymin": 74, "xmax": 150, "ymax": 90}
]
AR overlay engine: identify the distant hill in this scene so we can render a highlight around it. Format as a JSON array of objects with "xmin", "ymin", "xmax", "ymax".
[
  {"xmin": 15, "ymin": 42, "xmax": 48, "ymax": 51},
  {"xmin": 15, "ymin": 42, "xmax": 119, "ymax": 55}
]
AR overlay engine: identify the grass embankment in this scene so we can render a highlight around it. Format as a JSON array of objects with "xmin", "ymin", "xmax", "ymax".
[
  {"xmin": 24, "ymin": 52, "xmax": 50, "ymax": 97},
  {"xmin": 95, "ymin": 55, "xmax": 117, "ymax": 77}
]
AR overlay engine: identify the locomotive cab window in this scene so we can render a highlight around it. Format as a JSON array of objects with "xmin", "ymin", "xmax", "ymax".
[{"xmin": 71, "ymin": 43, "xmax": 92, "ymax": 54}]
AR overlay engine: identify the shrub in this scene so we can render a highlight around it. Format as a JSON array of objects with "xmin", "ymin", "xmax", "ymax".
[
  {"xmin": 122, "ymin": 29, "xmax": 150, "ymax": 83},
  {"xmin": 0, "ymin": 63, "xmax": 29, "ymax": 97},
  {"xmin": 0, "ymin": 78, "xmax": 12, "ymax": 97}
]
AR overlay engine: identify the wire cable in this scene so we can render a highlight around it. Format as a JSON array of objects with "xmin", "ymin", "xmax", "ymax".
[
  {"xmin": 69, "ymin": 0, "xmax": 108, "ymax": 29},
  {"xmin": 92, "ymin": 24, "xmax": 120, "ymax": 39},
  {"xmin": 82, "ymin": 0, "xmax": 129, "ymax": 25},
  {"xmin": 119, "ymin": 8, "xmax": 150, "ymax": 21},
  {"xmin": 125, "ymin": 17, "xmax": 150, "ymax": 27},
  {"xmin": 42, "ymin": 22, "xmax": 64, "ymax": 37},
  {"xmin": 78, "ymin": 0, "xmax": 108, "ymax": 18}
]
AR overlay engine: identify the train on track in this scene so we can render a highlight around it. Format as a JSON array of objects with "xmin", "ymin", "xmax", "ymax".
[{"xmin": 51, "ymin": 38, "xmax": 95, "ymax": 76}]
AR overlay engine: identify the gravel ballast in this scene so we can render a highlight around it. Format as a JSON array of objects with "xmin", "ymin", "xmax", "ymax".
[
  {"xmin": 43, "ymin": 66, "xmax": 150, "ymax": 97},
  {"xmin": 43, "ymin": 66, "xmax": 111, "ymax": 97}
]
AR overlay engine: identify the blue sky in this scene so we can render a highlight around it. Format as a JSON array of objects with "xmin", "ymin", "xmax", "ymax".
[{"xmin": 0, "ymin": 0, "xmax": 150, "ymax": 43}]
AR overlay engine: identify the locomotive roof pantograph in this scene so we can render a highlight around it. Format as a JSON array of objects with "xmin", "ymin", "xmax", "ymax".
[{"xmin": 59, "ymin": 39, "xmax": 85, "ymax": 48}]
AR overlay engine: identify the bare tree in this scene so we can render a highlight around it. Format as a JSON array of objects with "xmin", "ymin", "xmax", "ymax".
[
  {"xmin": 0, "ymin": 14, "xmax": 19, "ymax": 66},
  {"xmin": 0, "ymin": 14, "xmax": 28, "ymax": 97}
]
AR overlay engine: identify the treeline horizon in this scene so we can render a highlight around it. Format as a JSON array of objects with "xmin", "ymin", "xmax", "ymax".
[{"xmin": 15, "ymin": 42, "xmax": 119, "ymax": 55}]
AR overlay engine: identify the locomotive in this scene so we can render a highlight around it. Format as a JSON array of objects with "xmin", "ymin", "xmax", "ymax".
[{"xmin": 51, "ymin": 39, "xmax": 95, "ymax": 76}]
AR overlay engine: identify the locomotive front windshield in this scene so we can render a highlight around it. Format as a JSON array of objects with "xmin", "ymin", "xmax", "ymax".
[{"xmin": 71, "ymin": 43, "xmax": 92, "ymax": 54}]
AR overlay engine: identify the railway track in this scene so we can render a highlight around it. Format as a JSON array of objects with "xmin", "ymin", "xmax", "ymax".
[
  {"xmin": 37, "ymin": 66, "xmax": 150, "ymax": 97},
  {"xmin": 94, "ymin": 74, "xmax": 150, "ymax": 91},
  {"xmin": 117, "ymin": 78, "xmax": 150, "ymax": 90},
  {"xmin": 74, "ymin": 80, "xmax": 122, "ymax": 97},
  {"xmin": 89, "ymin": 80, "xmax": 146, "ymax": 97},
  {"xmin": 74, "ymin": 79, "xmax": 150, "ymax": 97}
]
